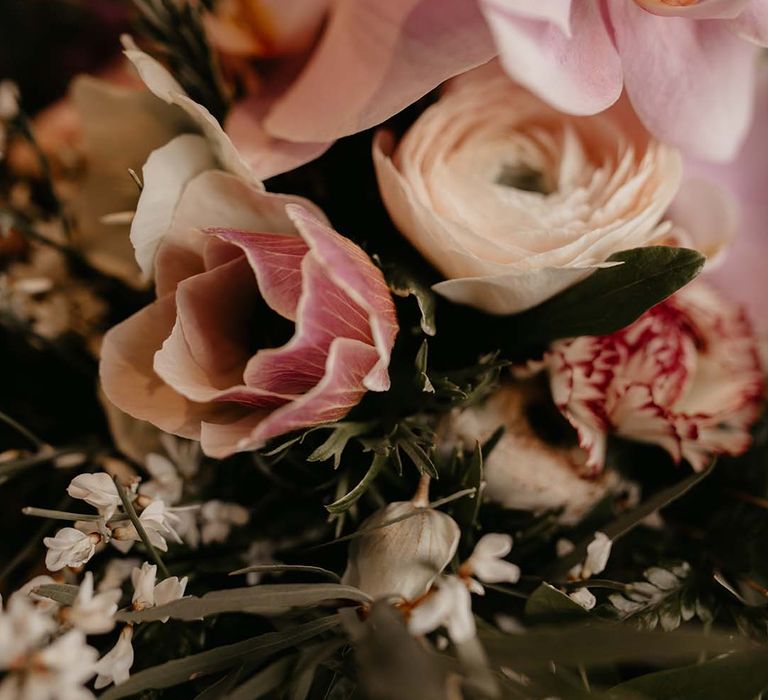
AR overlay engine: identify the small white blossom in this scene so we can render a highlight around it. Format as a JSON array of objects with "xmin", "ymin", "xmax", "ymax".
[
  {"xmin": 141, "ymin": 453, "xmax": 183, "ymax": 505},
  {"xmin": 0, "ymin": 597, "xmax": 56, "ymax": 668},
  {"xmin": 0, "ymin": 81, "xmax": 19, "ymax": 120},
  {"xmin": 98, "ymin": 558, "xmax": 141, "ymax": 592},
  {"xmin": 43, "ymin": 528, "xmax": 100, "ymax": 571},
  {"xmin": 200, "ymin": 500, "xmax": 249, "ymax": 545},
  {"xmin": 569, "ymin": 587, "xmax": 597, "ymax": 611},
  {"xmin": 0, "ymin": 628, "xmax": 97, "ymax": 700},
  {"xmin": 131, "ymin": 563, "xmax": 187, "ymax": 621},
  {"xmin": 68, "ymin": 573, "xmax": 120, "ymax": 635},
  {"xmin": 68, "ymin": 473, "xmax": 121, "ymax": 520},
  {"xmin": 94, "ymin": 626, "xmax": 134, "ymax": 690},
  {"xmin": 463, "ymin": 534, "xmax": 520, "ymax": 593},
  {"xmin": 582, "ymin": 532, "xmax": 612, "ymax": 579},
  {"xmin": 112, "ymin": 500, "xmax": 181, "ymax": 552},
  {"xmin": 408, "ymin": 576, "xmax": 476, "ymax": 643}
]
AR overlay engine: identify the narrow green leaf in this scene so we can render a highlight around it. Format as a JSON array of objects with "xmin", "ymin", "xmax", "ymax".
[
  {"xmin": 290, "ymin": 639, "xmax": 346, "ymax": 700},
  {"xmin": 609, "ymin": 649, "xmax": 768, "ymax": 700},
  {"xmin": 326, "ymin": 453, "xmax": 387, "ymax": 514},
  {"xmin": 513, "ymin": 247, "xmax": 705, "ymax": 343},
  {"xmin": 99, "ymin": 615, "xmax": 342, "ymax": 699},
  {"xmin": 550, "ymin": 460, "xmax": 715, "ymax": 579},
  {"xmin": 116, "ymin": 584, "xmax": 370, "ymax": 623},
  {"xmin": 307, "ymin": 422, "xmax": 372, "ymax": 469}
]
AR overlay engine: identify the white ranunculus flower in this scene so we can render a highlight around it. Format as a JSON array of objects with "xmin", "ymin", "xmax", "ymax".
[
  {"xmin": 342, "ymin": 495, "xmax": 460, "ymax": 602},
  {"xmin": 374, "ymin": 62, "xmax": 683, "ymax": 314}
]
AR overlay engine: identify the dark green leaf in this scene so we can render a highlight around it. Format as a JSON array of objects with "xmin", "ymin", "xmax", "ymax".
[
  {"xmin": 609, "ymin": 649, "xmax": 768, "ymax": 700},
  {"xmin": 326, "ymin": 453, "xmax": 387, "ymax": 514},
  {"xmin": 34, "ymin": 583, "xmax": 79, "ymax": 606},
  {"xmin": 227, "ymin": 657, "xmax": 295, "ymax": 700},
  {"xmin": 513, "ymin": 247, "xmax": 704, "ymax": 343}
]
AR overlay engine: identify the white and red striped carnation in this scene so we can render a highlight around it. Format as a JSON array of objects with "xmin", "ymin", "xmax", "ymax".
[{"xmin": 532, "ymin": 282, "xmax": 763, "ymax": 472}]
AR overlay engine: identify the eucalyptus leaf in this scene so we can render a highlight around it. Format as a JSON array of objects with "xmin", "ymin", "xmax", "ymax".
[
  {"xmin": 116, "ymin": 584, "xmax": 370, "ymax": 623},
  {"xmin": 99, "ymin": 615, "xmax": 341, "ymax": 699},
  {"xmin": 609, "ymin": 649, "xmax": 768, "ymax": 699},
  {"xmin": 511, "ymin": 246, "xmax": 705, "ymax": 343}
]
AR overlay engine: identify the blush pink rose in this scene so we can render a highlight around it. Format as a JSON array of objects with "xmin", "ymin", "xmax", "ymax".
[
  {"xmin": 531, "ymin": 282, "xmax": 763, "ymax": 472},
  {"xmin": 100, "ymin": 173, "xmax": 398, "ymax": 458}
]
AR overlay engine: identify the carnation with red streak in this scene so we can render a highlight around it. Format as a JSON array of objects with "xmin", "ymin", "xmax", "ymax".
[{"xmin": 534, "ymin": 282, "xmax": 763, "ymax": 472}]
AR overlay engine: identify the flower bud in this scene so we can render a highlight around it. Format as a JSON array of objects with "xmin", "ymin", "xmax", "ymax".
[{"xmin": 342, "ymin": 501, "xmax": 460, "ymax": 602}]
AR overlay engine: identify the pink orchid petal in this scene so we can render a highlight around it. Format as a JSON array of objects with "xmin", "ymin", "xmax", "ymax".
[
  {"xmin": 204, "ymin": 228, "xmax": 308, "ymax": 321},
  {"xmin": 263, "ymin": 0, "xmax": 496, "ymax": 142},
  {"xmin": 610, "ymin": 3, "xmax": 759, "ymax": 161},
  {"xmin": 634, "ymin": 0, "xmax": 752, "ymax": 19},
  {"xmin": 225, "ymin": 98, "xmax": 331, "ymax": 180},
  {"xmin": 480, "ymin": 0, "xmax": 622, "ymax": 115},
  {"xmin": 200, "ymin": 337, "xmax": 380, "ymax": 457},
  {"xmin": 727, "ymin": 0, "xmax": 768, "ymax": 45},
  {"xmin": 286, "ymin": 205, "xmax": 398, "ymax": 390},
  {"xmin": 100, "ymin": 295, "xmax": 232, "ymax": 439}
]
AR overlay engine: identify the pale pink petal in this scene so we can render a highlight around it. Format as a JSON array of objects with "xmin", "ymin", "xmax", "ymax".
[
  {"xmin": 99, "ymin": 296, "xmax": 232, "ymax": 439},
  {"xmin": 610, "ymin": 3, "xmax": 759, "ymax": 161},
  {"xmin": 634, "ymin": 0, "xmax": 752, "ymax": 19},
  {"xmin": 205, "ymin": 228, "xmax": 308, "ymax": 321},
  {"xmin": 666, "ymin": 177, "xmax": 739, "ymax": 266},
  {"xmin": 154, "ymin": 170, "xmax": 325, "ymax": 296},
  {"xmin": 264, "ymin": 0, "xmax": 496, "ymax": 141},
  {"xmin": 225, "ymin": 98, "xmax": 331, "ymax": 179},
  {"xmin": 727, "ymin": 0, "xmax": 768, "ymax": 45},
  {"xmin": 480, "ymin": 0, "xmax": 622, "ymax": 115},
  {"xmin": 199, "ymin": 337, "xmax": 379, "ymax": 456},
  {"xmin": 684, "ymin": 63, "xmax": 768, "ymax": 328},
  {"xmin": 131, "ymin": 134, "xmax": 216, "ymax": 278},
  {"xmin": 286, "ymin": 205, "xmax": 398, "ymax": 390}
]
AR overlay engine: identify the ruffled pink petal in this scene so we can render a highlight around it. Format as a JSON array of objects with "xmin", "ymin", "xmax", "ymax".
[
  {"xmin": 225, "ymin": 98, "xmax": 331, "ymax": 180},
  {"xmin": 480, "ymin": 0, "xmax": 622, "ymax": 115},
  {"xmin": 99, "ymin": 295, "xmax": 234, "ymax": 439},
  {"xmin": 727, "ymin": 0, "xmax": 768, "ymax": 45},
  {"xmin": 203, "ymin": 229, "xmax": 308, "ymax": 321},
  {"xmin": 286, "ymin": 204, "xmax": 398, "ymax": 391},
  {"xmin": 263, "ymin": 0, "xmax": 496, "ymax": 141},
  {"xmin": 199, "ymin": 337, "xmax": 380, "ymax": 456},
  {"xmin": 610, "ymin": 2, "xmax": 759, "ymax": 161}
]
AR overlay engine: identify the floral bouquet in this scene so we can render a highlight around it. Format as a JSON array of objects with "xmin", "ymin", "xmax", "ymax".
[{"xmin": 2, "ymin": 0, "xmax": 768, "ymax": 698}]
